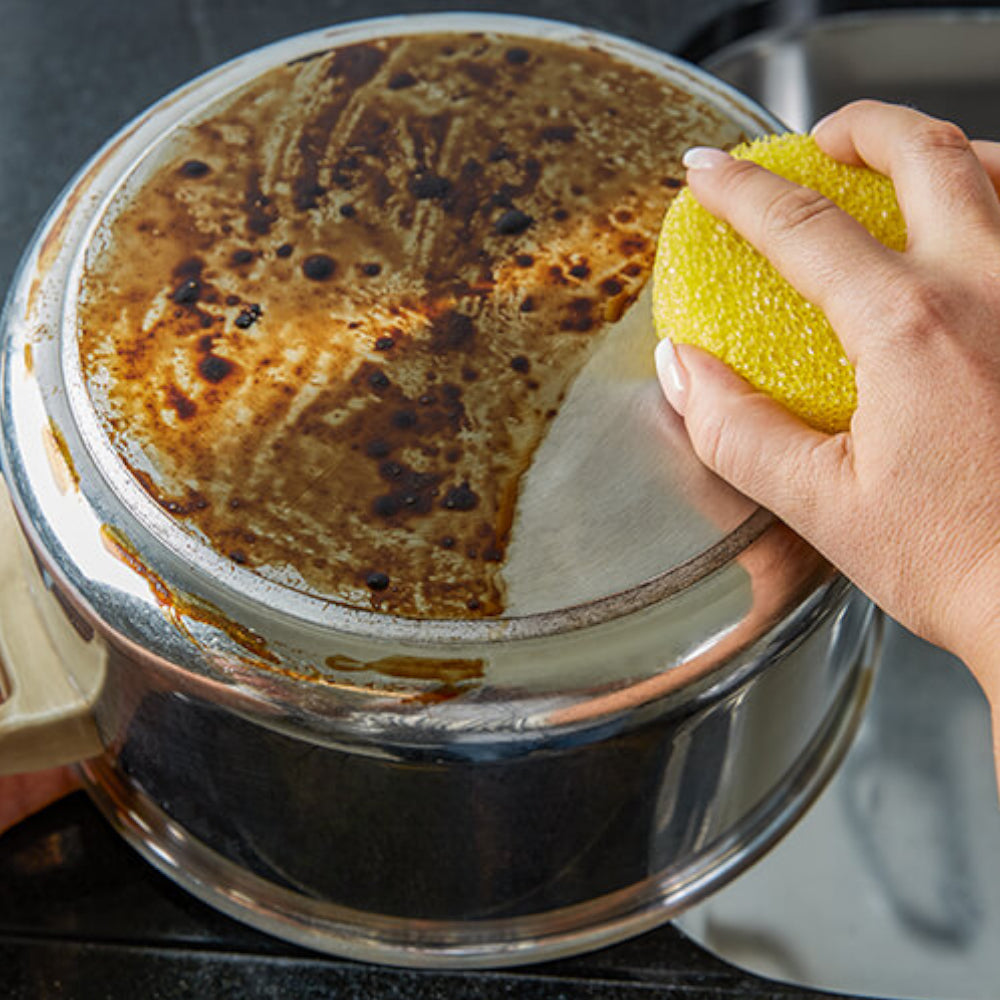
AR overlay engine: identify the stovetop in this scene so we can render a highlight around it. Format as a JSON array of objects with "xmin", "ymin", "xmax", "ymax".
[{"xmin": 0, "ymin": 792, "xmax": 844, "ymax": 999}]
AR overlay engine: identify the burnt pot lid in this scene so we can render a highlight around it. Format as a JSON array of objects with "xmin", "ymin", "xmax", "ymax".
[{"xmin": 0, "ymin": 15, "xmax": 835, "ymax": 727}]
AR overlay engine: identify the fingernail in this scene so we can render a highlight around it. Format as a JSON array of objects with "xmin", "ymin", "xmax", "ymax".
[
  {"xmin": 810, "ymin": 113, "xmax": 833, "ymax": 136},
  {"xmin": 682, "ymin": 146, "xmax": 731, "ymax": 170},
  {"xmin": 654, "ymin": 338, "xmax": 688, "ymax": 416}
]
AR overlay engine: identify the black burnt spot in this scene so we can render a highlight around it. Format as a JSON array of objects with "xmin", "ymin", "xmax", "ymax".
[
  {"xmin": 505, "ymin": 47, "xmax": 531, "ymax": 65},
  {"xmin": 276, "ymin": 243, "xmax": 294, "ymax": 258},
  {"xmin": 391, "ymin": 408, "xmax": 417, "ymax": 430},
  {"xmin": 488, "ymin": 143, "xmax": 511, "ymax": 162},
  {"xmin": 339, "ymin": 203, "xmax": 357, "ymax": 218},
  {"xmin": 365, "ymin": 571, "xmax": 390, "ymax": 591},
  {"xmin": 361, "ymin": 262, "xmax": 382, "ymax": 276},
  {"xmin": 519, "ymin": 296, "xmax": 535, "ymax": 313},
  {"xmin": 375, "ymin": 336, "xmax": 395, "ymax": 351},
  {"xmin": 231, "ymin": 248, "xmax": 255, "ymax": 265},
  {"xmin": 515, "ymin": 254, "xmax": 534, "ymax": 268},
  {"xmin": 328, "ymin": 43, "xmax": 386, "ymax": 87},
  {"xmin": 235, "ymin": 304, "xmax": 262, "ymax": 329},
  {"xmin": 615, "ymin": 209, "xmax": 635, "ymax": 224},
  {"xmin": 229, "ymin": 549, "xmax": 248, "ymax": 564},
  {"xmin": 553, "ymin": 208, "xmax": 569, "ymax": 221},
  {"xmin": 602, "ymin": 278, "xmax": 624, "ymax": 296},
  {"xmin": 368, "ymin": 370, "xmax": 390, "ymax": 391},
  {"xmin": 510, "ymin": 355, "xmax": 530, "ymax": 373},
  {"xmin": 365, "ymin": 438, "xmax": 391, "ymax": 459},
  {"xmin": 198, "ymin": 354, "xmax": 235, "ymax": 383},
  {"xmin": 540, "ymin": 125, "xmax": 576, "ymax": 142},
  {"xmin": 430, "ymin": 311, "xmax": 475, "ymax": 353},
  {"xmin": 171, "ymin": 279, "xmax": 200, "ymax": 305},
  {"xmin": 569, "ymin": 263, "xmax": 590, "ymax": 279},
  {"xmin": 410, "ymin": 172, "xmax": 452, "ymax": 200},
  {"xmin": 495, "ymin": 209, "xmax": 533, "ymax": 235},
  {"xmin": 372, "ymin": 466, "xmax": 442, "ymax": 520},
  {"xmin": 663, "ymin": 176, "xmax": 683, "ymax": 188},
  {"xmin": 388, "ymin": 71, "xmax": 417, "ymax": 89},
  {"xmin": 166, "ymin": 385, "xmax": 197, "ymax": 420},
  {"xmin": 302, "ymin": 254, "xmax": 336, "ymax": 281},
  {"xmin": 620, "ymin": 235, "xmax": 648, "ymax": 255},
  {"xmin": 157, "ymin": 491, "xmax": 208, "ymax": 516},
  {"xmin": 179, "ymin": 159, "xmax": 210, "ymax": 178},
  {"xmin": 442, "ymin": 481, "xmax": 479, "ymax": 512}
]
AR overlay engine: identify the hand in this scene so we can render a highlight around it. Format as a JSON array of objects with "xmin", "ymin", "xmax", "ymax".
[
  {"xmin": 0, "ymin": 768, "xmax": 79, "ymax": 836},
  {"xmin": 655, "ymin": 101, "xmax": 1000, "ymax": 742}
]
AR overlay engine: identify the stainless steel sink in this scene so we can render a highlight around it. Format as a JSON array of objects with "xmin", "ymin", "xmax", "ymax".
[{"xmin": 673, "ymin": 8, "xmax": 1000, "ymax": 1000}]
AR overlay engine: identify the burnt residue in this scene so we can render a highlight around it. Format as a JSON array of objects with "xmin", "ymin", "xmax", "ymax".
[
  {"xmin": 43, "ymin": 420, "xmax": 80, "ymax": 492},
  {"xmin": 100, "ymin": 524, "xmax": 277, "ymax": 664},
  {"xmin": 76, "ymin": 30, "xmax": 741, "ymax": 619}
]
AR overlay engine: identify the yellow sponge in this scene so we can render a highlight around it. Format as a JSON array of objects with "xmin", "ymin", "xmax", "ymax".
[{"xmin": 652, "ymin": 134, "xmax": 906, "ymax": 433}]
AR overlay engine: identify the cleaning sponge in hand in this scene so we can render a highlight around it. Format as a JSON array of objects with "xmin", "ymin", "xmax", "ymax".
[{"xmin": 652, "ymin": 133, "xmax": 906, "ymax": 433}]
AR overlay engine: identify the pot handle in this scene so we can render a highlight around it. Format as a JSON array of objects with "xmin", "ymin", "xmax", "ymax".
[{"xmin": 0, "ymin": 478, "xmax": 106, "ymax": 776}]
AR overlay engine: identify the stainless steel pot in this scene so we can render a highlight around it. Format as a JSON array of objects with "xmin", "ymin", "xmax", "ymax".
[{"xmin": 0, "ymin": 13, "xmax": 877, "ymax": 968}]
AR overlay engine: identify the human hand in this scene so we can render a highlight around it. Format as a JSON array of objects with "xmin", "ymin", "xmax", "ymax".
[
  {"xmin": 655, "ymin": 101, "xmax": 1000, "ymax": 734},
  {"xmin": 0, "ymin": 767, "xmax": 79, "ymax": 836}
]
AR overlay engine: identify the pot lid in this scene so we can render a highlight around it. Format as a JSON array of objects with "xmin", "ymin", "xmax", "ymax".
[{"xmin": 1, "ymin": 15, "xmax": 836, "ymax": 730}]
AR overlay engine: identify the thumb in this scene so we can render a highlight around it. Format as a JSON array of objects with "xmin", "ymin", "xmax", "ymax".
[{"xmin": 654, "ymin": 338, "xmax": 853, "ymax": 544}]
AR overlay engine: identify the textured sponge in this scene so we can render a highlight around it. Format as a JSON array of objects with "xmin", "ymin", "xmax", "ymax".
[{"xmin": 652, "ymin": 134, "xmax": 906, "ymax": 433}]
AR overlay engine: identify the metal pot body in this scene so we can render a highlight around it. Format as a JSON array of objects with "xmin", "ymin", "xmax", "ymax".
[{"xmin": 76, "ymin": 576, "xmax": 874, "ymax": 966}]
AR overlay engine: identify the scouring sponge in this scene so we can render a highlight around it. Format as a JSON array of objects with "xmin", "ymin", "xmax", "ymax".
[{"xmin": 652, "ymin": 133, "xmax": 906, "ymax": 433}]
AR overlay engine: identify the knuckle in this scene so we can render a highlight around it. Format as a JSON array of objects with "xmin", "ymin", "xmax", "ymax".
[
  {"xmin": 760, "ymin": 186, "xmax": 840, "ymax": 244},
  {"xmin": 906, "ymin": 119, "xmax": 971, "ymax": 160},
  {"xmin": 880, "ymin": 274, "xmax": 952, "ymax": 341}
]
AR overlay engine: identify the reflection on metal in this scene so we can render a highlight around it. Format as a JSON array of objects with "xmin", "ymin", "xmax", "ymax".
[{"xmin": 676, "ymin": 10, "xmax": 1000, "ymax": 999}]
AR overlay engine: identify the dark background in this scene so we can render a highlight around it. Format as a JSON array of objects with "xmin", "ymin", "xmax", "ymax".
[{"xmin": 0, "ymin": 1, "xmax": 873, "ymax": 997}]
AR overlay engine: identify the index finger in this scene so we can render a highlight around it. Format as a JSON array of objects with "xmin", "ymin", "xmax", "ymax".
[{"xmin": 813, "ymin": 101, "xmax": 1000, "ymax": 254}]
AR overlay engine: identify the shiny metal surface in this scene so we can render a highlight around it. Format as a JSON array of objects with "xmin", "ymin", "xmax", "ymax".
[
  {"xmin": 77, "ymin": 595, "xmax": 876, "ymax": 966},
  {"xmin": 676, "ymin": 9, "xmax": 1000, "ymax": 998},
  {"xmin": 0, "ymin": 12, "xmax": 876, "ymax": 965}
]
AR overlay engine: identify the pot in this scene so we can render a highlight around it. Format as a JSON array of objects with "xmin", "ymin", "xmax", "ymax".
[{"xmin": 0, "ymin": 13, "xmax": 877, "ymax": 968}]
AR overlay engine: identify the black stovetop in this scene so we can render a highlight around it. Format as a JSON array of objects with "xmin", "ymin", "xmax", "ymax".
[
  {"xmin": 1, "ymin": 1, "xmax": 859, "ymax": 996},
  {"xmin": 1, "ymin": 793, "xmax": 849, "ymax": 999}
]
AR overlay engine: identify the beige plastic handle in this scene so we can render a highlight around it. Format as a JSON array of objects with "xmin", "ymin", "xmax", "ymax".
[{"xmin": 0, "ymin": 478, "xmax": 106, "ymax": 776}]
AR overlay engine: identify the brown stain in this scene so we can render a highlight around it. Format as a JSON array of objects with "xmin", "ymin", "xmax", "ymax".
[
  {"xmin": 100, "ymin": 524, "xmax": 277, "ymax": 664},
  {"xmin": 42, "ymin": 420, "xmax": 80, "ymax": 492},
  {"xmin": 325, "ymin": 652, "xmax": 485, "ymax": 705},
  {"xmin": 76, "ymin": 32, "xmax": 744, "ymax": 620},
  {"xmin": 325, "ymin": 652, "xmax": 484, "ymax": 685},
  {"xmin": 23, "ymin": 343, "xmax": 33, "ymax": 374}
]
